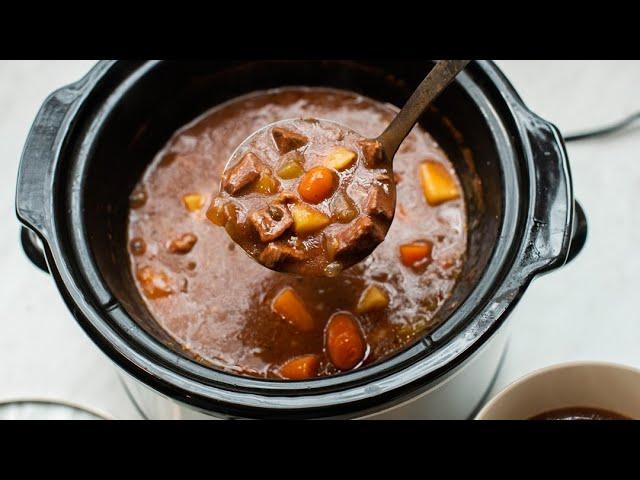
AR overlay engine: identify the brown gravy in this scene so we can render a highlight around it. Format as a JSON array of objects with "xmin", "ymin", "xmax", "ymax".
[
  {"xmin": 530, "ymin": 406, "xmax": 630, "ymax": 420},
  {"xmin": 127, "ymin": 88, "xmax": 467, "ymax": 379}
]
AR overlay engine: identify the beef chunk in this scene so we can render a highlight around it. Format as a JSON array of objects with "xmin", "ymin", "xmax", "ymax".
[
  {"xmin": 250, "ymin": 203, "xmax": 293, "ymax": 242},
  {"xmin": 358, "ymin": 139, "xmax": 385, "ymax": 168},
  {"xmin": 129, "ymin": 237, "xmax": 146, "ymax": 256},
  {"xmin": 331, "ymin": 216, "xmax": 385, "ymax": 259},
  {"xmin": 259, "ymin": 242, "xmax": 305, "ymax": 267},
  {"xmin": 274, "ymin": 192, "xmax": 298, "ymax": 204},
  {"xmin": 129, "ymin": 188, "xmax": 148, "ymax": 209},
  {"xmin": 365, "ymin": 183, "xmax": 394, "ymax": 220},
  {"xmin": 167, "ymin": 233, "xmax": 198, "ymax": 254},
  {"xmin": 222, "ymin": 152, "xmax": 263, "ymax": 195},
  {"xmin": 272, "ymin": 127, "xmax": 308, "ymax": 153}
]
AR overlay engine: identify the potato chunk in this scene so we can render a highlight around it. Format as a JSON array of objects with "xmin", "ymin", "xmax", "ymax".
[
  {"xmin": 324, "ymin": 147, "xmax": 357, "ymax": 171},
  {"xmin": 182, "ymin": 193, "xmax": 204, "ymax": 212},
  {"xmin": 277, "ymin": 151, "xmax": 305, "ymax": 179},
  {"xmin": 290, "ymin": 204, "xmax": 331, "ymax": 235},
  {"xmin": 356, "ymin": 285, "xmax": 389, "ymax": 314},
  {"xmin": 418, "ymin": 160, "xmax": 460, "ymax": 206},
  {"xmin": 271, "ymin": 287, "xmax": 314, "ymax": 332},
  {"xmin": 206, "ymin": 197, "xmax": 235, "ymax": 226},
  {"xmin": 253, "ymin": 173, "xmax": 280, "ymax": 195}
]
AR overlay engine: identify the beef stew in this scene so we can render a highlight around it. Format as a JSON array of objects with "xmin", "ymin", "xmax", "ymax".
[
  {"xmin": 127, "ymin": 87, "xmax": 467, "ymax": 379},
  {"xmin": 213, "ymin": 118, "xmax": 395, "ymax": 277}
]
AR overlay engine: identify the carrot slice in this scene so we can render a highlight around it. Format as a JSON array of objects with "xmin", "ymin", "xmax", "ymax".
[
  {"xmin": 325, "ymin": 313, "xmax": 366, "ymax": 371},
  {"xmin": 399, "ymin": 241, "xmax": 433, "ymax": 267},
  {"xmin": 271, "ymin": 287, "xmax": 315, "ymax": 332},
  {"xmin": 298, "ymin": 166, "xmax": 337, "ymax": 204},
  {"xmin": 418, "ymin": 160, "xmax": 460, "ymax": 206},
  {"xmin": 280, "ymin": 355, "xmax": 320, "ymax": 380}
]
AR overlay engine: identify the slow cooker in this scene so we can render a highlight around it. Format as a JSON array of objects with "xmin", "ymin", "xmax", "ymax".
[{"xmin": 15, "ymin": 60, "xmax": 587, "ymax": 419}]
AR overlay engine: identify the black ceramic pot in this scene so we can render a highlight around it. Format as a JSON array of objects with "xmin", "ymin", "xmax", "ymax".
[{"xmin": 16, "ymin": 60, "xmax": 587, "ymax": 419}]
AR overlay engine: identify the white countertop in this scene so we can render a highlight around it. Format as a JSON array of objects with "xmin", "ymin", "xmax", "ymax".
[{"xmin": 2, "ymin": 60, "xmax": 639, "ymax": 419}]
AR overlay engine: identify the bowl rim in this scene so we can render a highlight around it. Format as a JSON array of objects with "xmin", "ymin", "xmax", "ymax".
[
  {"xmin": 475, "ymin": 360, "xmax": 640, "ymax": 420},
  {"xmin": 0, "ymin": 397, "xmax": 115, "ymax": 420}
]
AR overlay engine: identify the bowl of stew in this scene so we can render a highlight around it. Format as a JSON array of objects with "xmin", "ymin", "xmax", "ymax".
[
  {"xmin": 16, "ymin": 60, "xmax": 587, "ymax": 419},
  {"xmin": 476, "ymin": 362, "xmax": 640, "ymax": 420}
]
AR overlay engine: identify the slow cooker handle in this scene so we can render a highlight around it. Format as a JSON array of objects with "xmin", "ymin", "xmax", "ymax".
[
  {"xmin": 517, "ymin": 112, "xmax": 587, "ymax": 275},
  {"xmin": 15, "ymin": 83, "xmax": 85, "ymax": 274},
  {"xmin": 567, "ymin": 199, "xmax": 587, "ymax": 264},
  {"xmin": 20, "ymin": 227, "xmax": 49, "ymax": 273}
]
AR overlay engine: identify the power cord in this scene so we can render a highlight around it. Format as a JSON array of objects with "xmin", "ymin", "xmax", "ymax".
[{"xmin": 563, "ymin": 111, "xmax": 640, "ymax": 143}]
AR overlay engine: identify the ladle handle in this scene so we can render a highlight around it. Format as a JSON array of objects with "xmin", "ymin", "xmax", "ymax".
[{"xmin": 377, "ymin": 60, "xmax": 470, "ymax": 160}]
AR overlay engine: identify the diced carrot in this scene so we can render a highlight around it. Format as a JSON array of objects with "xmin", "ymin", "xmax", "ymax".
[
  {"xmin": 399, "ymin": 241, "xmax": 433, "ymax": 267},
  {"xmin": 271, "ymin": 287, "xmax": 315, "ymax": 332},
  {"xmin": 290, "ymin": 204, "xmax": 331, "ymax": 235},
  {"xmin": 183, "ymin": 193, "xmax": 204, "ymax": 212},
  {"xmin": 418, "ymin": 160, "xmax": 460, "ymax": 206},
  {"xmin": 298, "ymin": 166, "xmax": 337, "ymax": 204},
  {"xmin": 325, "ymin": 313, "xmax": 366, "ymax": 370},
  {"xmin": 280, "ymin": 355, "xmax": 320, "ymax": 380},
  {"xmin": 356, "ymin": 285, "xmax": 389, "ymax": 314}
]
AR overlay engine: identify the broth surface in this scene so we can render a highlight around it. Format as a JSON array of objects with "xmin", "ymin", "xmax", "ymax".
[
  {"xmin": 530, "ymin": 407, "xmax": 629, "ymax": 420},
  {"xmin": 127, "ymin": 88, "xmax": 467, "ymax": 378}
]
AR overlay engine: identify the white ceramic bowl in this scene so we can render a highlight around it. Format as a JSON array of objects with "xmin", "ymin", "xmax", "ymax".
[{"xmin": 476, "ymin": 361, "xmax": 640, "ymax": 420}]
